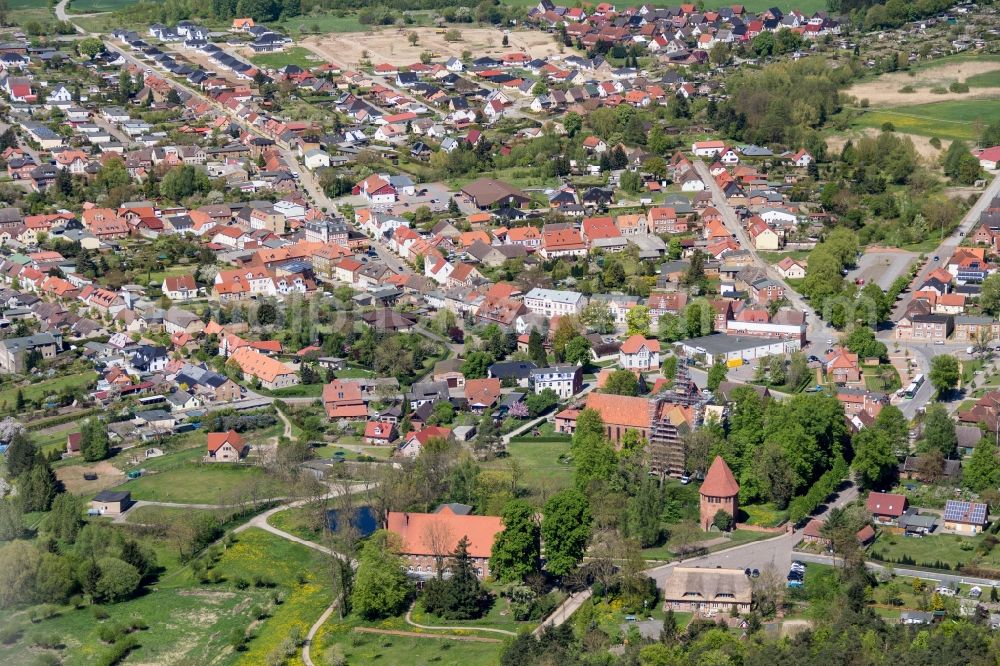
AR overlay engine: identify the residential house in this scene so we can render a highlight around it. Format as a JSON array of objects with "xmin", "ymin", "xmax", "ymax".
[
  {"xmin": 530, "ymin": 364, "xmax": 582, "ymax": 399},
  {"xmin": 206, "ymin": 430, "xmax": 246, "ymax": 462},
  {"xmin": 866, "ymin": 491, "xmax": 907, "ymax": 526}
]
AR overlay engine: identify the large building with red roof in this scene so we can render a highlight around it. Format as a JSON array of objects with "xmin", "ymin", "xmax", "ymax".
[{"xmin": 386, "ymin": 505, "xmax": 503, "ymax": 579}]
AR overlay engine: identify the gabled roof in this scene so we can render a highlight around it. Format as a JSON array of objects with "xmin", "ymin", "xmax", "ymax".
[{"xmin": 207, "ymin": 430, "xmax": 244, "ymax": 453}]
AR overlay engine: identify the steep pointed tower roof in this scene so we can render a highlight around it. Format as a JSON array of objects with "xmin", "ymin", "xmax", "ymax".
[{"xmin": 700, "ymin": 456, "xmax": 740, "ymax": 497}]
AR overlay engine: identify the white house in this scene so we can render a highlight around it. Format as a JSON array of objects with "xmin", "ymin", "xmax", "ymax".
[
  {"xmin": 680, "ymin": 173, "xmax": 706, "ymax": 192},
  {"xmin": 523, "ymin": 288, "xmax": 587, "ymax": 317},
  {"xmin": 162, "ymin": 275, "xmax": 199, "ymax": 301},
  {"xmin": 530, "ymin": 365, "xmax": 582, "ymax": 399},
  {"xmin": 691, "ymin": 140, "xmax": 726, "ymax": 157},
  {"xmin": 619, "ymin": 335, "xmax": 661, "ymax": 370},
  {"xmin": 303, "ymin": 148, "xmax": 330, "ymax": 170}
]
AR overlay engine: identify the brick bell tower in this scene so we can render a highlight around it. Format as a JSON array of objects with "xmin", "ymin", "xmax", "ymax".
[{"xmin": 699, "ymin": 456, "xmax": 740, "ymax": 531}]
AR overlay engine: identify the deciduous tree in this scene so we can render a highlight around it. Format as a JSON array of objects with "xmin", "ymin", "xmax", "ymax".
[
  {"xmin": 351, "ymin": 530, "xmax": 411, "ymax": 619},
  {"xmin": 541, "ymin": 489, "xmax": 591, "ymax": 576},
  {"xmin": 489, "ymin": 500, "xmax": 540, "ymax": 583}
]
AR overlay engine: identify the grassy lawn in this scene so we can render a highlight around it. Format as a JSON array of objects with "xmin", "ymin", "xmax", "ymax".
[
  {"xmin": 485, "ymin": 439, "xmax": 574, "ymax": 500},
  {"xmin": 262, "ymin": 383, "xmax": 324, "ymax": 398},
  {"xmin": 336, "ymin": 366, "xmax": 375, "ymax": 379},
  {"xmin": 869, "ymin": 532, "xmax": 1000, "ymax": 569},
  {"xmin": 117, "ymin": 461, "xmax": 289, "ymax": 504},
  {"xmin": 863, "ymin": 365, "xmax": 902, "ymax": 393},
  {"xmin": 250, "ymin": 46, "xmax": 322, "ymax": 70},
  {"xmin": 286, "ymin": 12, "xmax": 367, "ymax": 35},
  {"xmin": 311, "ymin": 614, "xmax": 503, "ymax": 666},
  {"xmin": 68, "ymin": 0, "xmax": 138, "ymax": 12},
  {"xmin": 411, "ymin": 590, "xmax": 543, "ymax": 633},
  {"xmin": 758, "ymin": 249, "xmax": 812, "ymax": 264},
  {"xmin": 314, "ymin": 444, "xmax": 394, "ymax": 460},
  {"xmin": 853, "ymin": 101, "xmax": 1000, "ymax": 142},
  {"xmin": 268, "ymin": 504, "xmax": 325, "ymax": 543},
  {"xmin": 218, "ymin": 528, "xmax": 335, "ymax": 666},
  {"xmin": 739, "ymin": 503, "xmax": 789, "ymax": 528},
  {"xmin": 0, "ymin": 371, "xmax": 98, "ymax": 412},
  {"xmin": 868, "ymin": 530, "xmax": 1000, "ymax": 571}
]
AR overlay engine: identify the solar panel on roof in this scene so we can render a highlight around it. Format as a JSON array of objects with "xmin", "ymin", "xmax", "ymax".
[{"xmin": 943, "ymin": 500, "xmax": 987, "ymax": 524}]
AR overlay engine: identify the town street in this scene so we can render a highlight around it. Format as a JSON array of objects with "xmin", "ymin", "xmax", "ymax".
[{"xmin": 645, "ymin": 481, "xmax": 859, "ymax": 588}]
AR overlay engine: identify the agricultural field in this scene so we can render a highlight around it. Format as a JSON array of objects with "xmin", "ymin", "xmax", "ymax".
[
  {"xmin": 68, "ymin": 0, "xmax": 138, "ymax": 12},
  {"xmin": 853, "ymin": 100, "xmax": 1000, "ymax": 142},
  {"xmin": 8, "ymin": 0, "xmax": 55, "ymax": 26},
  {"xmin": 849, "ymin": 55, "xmax": 1000, "ymax": 107}
]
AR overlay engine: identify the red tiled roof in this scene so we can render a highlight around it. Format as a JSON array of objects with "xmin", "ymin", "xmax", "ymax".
[
  {"xmin": 207, "ymin": 430, "xmax": 244, "ymax": 453},
  {"xmin": 386, "ymin": 508, "xmax": 502, "ymax": 559},
  {"xmin": 699, "ymin": 456, "xmax": 739, "ymax": 497},
  {"xmin": 865, "ymin": 491, "xmax": 907, "ymax": 518}
]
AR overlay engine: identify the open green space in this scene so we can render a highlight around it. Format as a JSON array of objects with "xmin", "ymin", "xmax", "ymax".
[
  {"xmin": 485, "ymin": 439, "xmax": 574, "ymax": 498},
  {"xmin": 117, "ymin": 460, "xmax": 290, "ymax": 504},
  {"xmin": 9, "ymin": 0, "xmax": 56, "ymax": 26},
  {"xmin": 286, "ymin": 12, "xmax": 367, "ymax": 35},
  {"xmin": 250, "ymin": 46, "xmax": 322, "ymax": 70},
  {"xmin": 69, "ymin": 0, "xmax": 138, "ymax": 12},
  {"xmin": 311, "ymin": 614, "xmax": 503, "ymax": 666},
  {"xmin": 411, "ymin": 590, "xmax": 543, "ymax": 633},
  {"xmin": 267, "ymin": 504, "xmax": 327, "ymax": 543},
  {"xmin": 0, "ymin": 527, "xmax": 324, "ymax": 666},
  {"xmin": 0, "ymin": 371, "xmax": 98, "ymax": 412},
  {"xmin": 853, "ymin": 100, "xmax": 1000, "ymax": 142},
  {"xmin": 218, "ymin": 528, "xmax": 335, "ymax": 666},
  {"xmin": 868, "ymin": 530, "xmax": 1000, "ymax": 572},
  {"xmin": 739, "ymin": 503, "xmax": 789, "ymax": 528},
  {"xmin": 966, "ymin": 69, "xmax": 1000, "ymax": 88}
]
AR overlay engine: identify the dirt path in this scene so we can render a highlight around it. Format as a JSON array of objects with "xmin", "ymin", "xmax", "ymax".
[
  {"xmin": 352, "ymin": 627, "xmax": 502, "ymax": 643},
  {"xmin": 405, "ymin": 603, "xmax": 516, "ymax": 637},
  {"xmin": 303, "ymin": 601, "xmax": 339, "ymax": 666}
]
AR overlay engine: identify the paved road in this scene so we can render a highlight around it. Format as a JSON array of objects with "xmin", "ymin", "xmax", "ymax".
[
  {"xmin": 795, "ymin": 551, "xmax": 1000, "ymax": 587},
  {"xmin": 645, "ymin": 480, "xmax": 859, "ymax": 589},
  {"xmin": 893, "ymin": 171, "xmax": 1000, "ymax": 320},
  {"xmin": 691, "ymin": 157, "xmax": 837, "ymax": 347},
  {"xmin": 534, "ymin": 590, "xmax": 592, "ymax": 635}
]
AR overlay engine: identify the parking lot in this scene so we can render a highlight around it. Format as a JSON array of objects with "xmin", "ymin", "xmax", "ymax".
[
  {"xmin": 371, "ymin": 182, "xmax": 478, "ymax": 218},
  {"xmin": 846, "ymin": 249, "xmax": 917, "ymax": 291}
]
